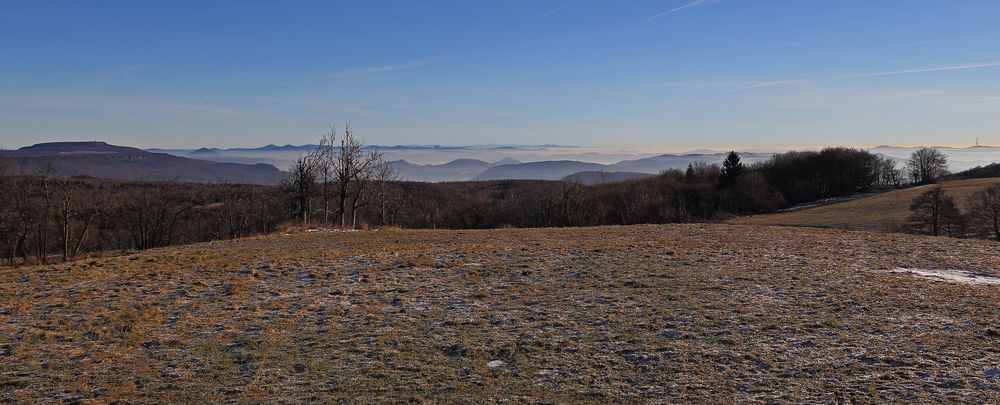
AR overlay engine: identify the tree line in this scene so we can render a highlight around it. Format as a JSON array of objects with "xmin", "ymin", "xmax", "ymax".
[
  {"xmin": 2, "ymin": 133, "xmax": 995, "ymax": 265},
  {"xmin": 0, "ymin": 157, "xmax": 282, "ymax": 265},
  {"xmin": 908, "ymin": 184, "xmax": 1000, "ymax": 240}
]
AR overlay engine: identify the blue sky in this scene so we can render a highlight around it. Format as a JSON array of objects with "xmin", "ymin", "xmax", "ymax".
[{"xmin": 2, "ymin": 0, "xmax": 1000, "ymax": 149}]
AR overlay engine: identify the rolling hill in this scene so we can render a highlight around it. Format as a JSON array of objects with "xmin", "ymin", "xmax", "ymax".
[
  {"xmin": 390, "ymin": 158, "xmax": 522, "ymax": 182},
  {"xmin": 562, "ymin": 170, "xmax": 653, "ymax": 185},
  {"xmin": 474, "ymin": 152, "xmax": 773, "ymax": 181},
  {"xmin": 732, "ymin": 178, "xmax": 1000, "ymax": 232},
  {"xmin": 474, "ymin": 160, "xmax": 607, "ymax": 180},
  {"xmin": 2, "ymin": 141, "xmax": 285, "ymax": 184},
  {"xmin": 147, "ymin": 145, "xmax": 777, "ymax": 182},
  {"xmin": 1, "ymin": 224, "xmax": 997, "ymax": 402}
]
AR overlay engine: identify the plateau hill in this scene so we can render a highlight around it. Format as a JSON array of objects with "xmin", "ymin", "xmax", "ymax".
[{"xmin": 1, "ymin": 141, "xmax": 285, "ymax": 184}]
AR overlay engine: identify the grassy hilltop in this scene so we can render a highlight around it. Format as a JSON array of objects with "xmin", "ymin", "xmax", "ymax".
[
  {"xmin": 1, "ymin": 224, "xmax": 998, "ymax": 402},
  {"xmin": 733, "ymin": 178, "xmax": 1000, "ymax": 232}
]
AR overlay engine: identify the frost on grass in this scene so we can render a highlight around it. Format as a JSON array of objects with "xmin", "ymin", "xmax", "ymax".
[{"xmin": 0, "ymin": 224, "xmax": 998, "ymax": 403}]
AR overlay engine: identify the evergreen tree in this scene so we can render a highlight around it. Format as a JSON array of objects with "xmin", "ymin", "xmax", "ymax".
[{"xmin": 720, "ymin": 151, "xmax": 744, "ymax": 186}]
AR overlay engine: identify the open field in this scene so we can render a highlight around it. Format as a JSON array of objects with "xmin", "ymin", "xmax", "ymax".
[
  {"xmin": 1, "ymin": 225, "xmax": 998, "ymax": 402},
  {"xmin": 732, "ymin": 178, "xmax": 1000, "ymax": 232}
]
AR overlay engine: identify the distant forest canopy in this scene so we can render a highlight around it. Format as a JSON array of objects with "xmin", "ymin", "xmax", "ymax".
[{"xmin": 0, "ymin": 132, "xmax": 985, "ymax": 264}]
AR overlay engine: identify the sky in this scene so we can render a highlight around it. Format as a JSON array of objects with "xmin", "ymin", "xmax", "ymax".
[{"xmin": 2, "ymin": 0, "xmax": 1000, "ymax": 150}]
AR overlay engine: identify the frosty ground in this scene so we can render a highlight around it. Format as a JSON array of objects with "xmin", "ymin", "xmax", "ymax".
[{"xmin": 1, "ymin": 224, "xmax": 998, "ymax": 402}]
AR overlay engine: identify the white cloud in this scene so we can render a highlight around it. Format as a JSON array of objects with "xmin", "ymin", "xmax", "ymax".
[
  {"xmin": 851, "ymin": 62, "xmax": 1000, "ymax": 78},
  {"xmin": 332, "ymin": 55, "xmax": 451, "ymax": 77},
  {"xmin": 647, "ymin": 0, "xmax": 720, "ymax": 20},
  {"xmin": 539, "ymin": 3, "xmax": 572, "ymax": 18}
]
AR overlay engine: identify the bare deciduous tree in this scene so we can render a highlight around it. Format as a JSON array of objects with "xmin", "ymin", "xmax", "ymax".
[
  {"xmin": 313, "ymin": 124, "xmax": 395, "ymax": 229},
  {"xmin": 907, "ymin": 186, "xmax": 964, "ymax": 237},
  {"xmin": 969, "ymin": 184, "xmax": 1000, "ymax": 241},
  {"xmin": 26, "ymin": 160, "xmax": 57, "ymax": 263},
  {"xmin": 282, "ymin": 156, "xmax": 319, "ymax": 225},
  {"xmin": 119, "ymin": 184, "xmax": 194, "ymax": 250},
  {"xmin": 873, "ymin": 154, "xmax": 902, "ymax": 187},
  {"xmin": 0, "ymin": 151, "xmax": 13, "ymax": 264},
  {"xmin": 378, "ymin": 163, "xmax": 402, "ymax": 226},
  {"xmin": 907, "ymin": 147, "xmax": 949, "ymax": 185},
  {"xmin": 218, "ymin": 181, "xmax": 266, "ymax": 239},
  {"xmin": 314, "ymin": 128, "xmax": 338, "ymax": 225},
  {"xmin": 54, "ymin": 179, "xmax": 102, "ymax": 261}
]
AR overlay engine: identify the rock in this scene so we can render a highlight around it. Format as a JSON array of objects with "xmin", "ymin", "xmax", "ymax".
[{"xmin": 486, "ymin": 360, "xmax": 505, "ymax": 369}]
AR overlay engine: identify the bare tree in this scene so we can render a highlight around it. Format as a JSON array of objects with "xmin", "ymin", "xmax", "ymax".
[
  {"xmin": 969, "ymin": 184, "xmax": 1000, "ymax": 241},
  {"xmin": 70, "ymin": 197, "xmax": 102, "ymax": 259},
  {"xmin": 873, "ymin": 155, "xmax": 902, "ymax": 187},
  {"xmin": 0, "ymin": 150, "xmax": 8, "ymax": 185},
  {"xmin": 26, "ymin": 160, "xmax": 57, "ymax": 263},
  {"xmin": 119, "ymin": 185, "xmax": 194, "ymax": 250},
  {"xmin": 907, "ymin": 186, "xmax": 963, "ymax": 237},
  {"xmin": 313, "ymin": 127, "xmax": 338, "ymax": 225},
  {"xmin": 217, "ymin": 181, "xmax": 265, "ymax": 239},
  {"xmin": 373, "ymin": 159, "xmax": 401, "ymax": 226},
  {"xmin": 323, "ymin": 124, "xmax": 392, "ymax": 228},
  {"xmin": 282, "ymin": 155, "xmax": 319, "ymax": 225},
  {"xmin": 907, "ymin": 148, "xmax": 949, "ymax": 185},
  {"xmin": 331, "ymin": 125, "xmax": 365, "ymax": 228},
  {"xmin": 347, "ymin": 149, "xmax": 393, "ymax": 229},
  {"xmin": 537, "ymin": 180, "xmax": 588, "ymax": 227},
  {"xmin": 0, "ymin": 151, "xmax": 13, "ymax": 263},
  {"xmin": 53, "ymin": 179, "xmax": 103, "ymax": 261}
]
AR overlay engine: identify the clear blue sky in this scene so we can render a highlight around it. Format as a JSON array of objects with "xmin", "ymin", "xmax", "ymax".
[{"xmin": 2, "ymin": 0, "xmax": 1000, "ymax": 149}]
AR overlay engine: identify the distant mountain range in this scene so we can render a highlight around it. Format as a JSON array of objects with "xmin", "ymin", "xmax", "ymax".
[
  {"xmin": 1, "ymin": 142, "xmax": 285, "ymax": 184},
  {"xmin": 7, "ymin": 142, "xmax": 997, "ymax": 185},
  {"xmin": 389, "ymin": 158, "xmax": 523, "ymax": 182},
  {"xmin": 387, "ymin": 152, "xmax": 773, "ymax": 182},
  {"xmin": 147, "ymin": 143, "xmax": 575, "ymax": 155}
]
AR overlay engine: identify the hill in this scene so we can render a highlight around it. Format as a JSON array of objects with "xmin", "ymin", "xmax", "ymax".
[
  {"xmin": 1, "ymin": 224, "xmax": 997, "ymax": 402},
  {"xmin": 2, "ymin": 142, "xmax": 285, "ymax": 184},
  {"xmin": 951, "ymin": 162, "xmax": 1000, "ymax": 180},
  {"xmin": 474, "ymin": 160, "xmax": 606, "ymax": 180},
  {"xmin": 562, "ymin": 170, "xmax": 653, "ymax": 185},
  {"xmin": 732, "ymin": 178, "xmax": 1000, "ymax": 232},
  {"xmin": 474, "ymin": 152, "xmax": 774, "ymax": 182},
  {"xmin": 609, "ymin": 152, "xmax": 771, "ymax": 173},
  {"xmin": 188, "ymin": 147, "xmax": 221, "ymax": 157},
  {"xmin": 390, "ymin": 158, "xmax": 519, "ymax": 182}
]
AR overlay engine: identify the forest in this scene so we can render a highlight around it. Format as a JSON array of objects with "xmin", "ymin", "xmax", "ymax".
[{"xmin": 0, "ymin": 131, "xmax": 978, "ymax": 265}]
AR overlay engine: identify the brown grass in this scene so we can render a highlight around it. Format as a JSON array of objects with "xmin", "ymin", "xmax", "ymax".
[
  {"xmin": 0, "ymin": 225, "xmax": 998, "ymax": 402},
  {"xmin": 732, "ymin": 178, "xmax": 1000, "ymax": 232}
]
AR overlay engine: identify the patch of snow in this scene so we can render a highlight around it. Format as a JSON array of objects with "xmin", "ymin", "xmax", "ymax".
[
  {"xmin": 487, "ymin": 360, "xmax": 505, "ymax": 369},
  {"xmin": 891, "ymin": 268, "xmax": 1000, "ymax": 285}
]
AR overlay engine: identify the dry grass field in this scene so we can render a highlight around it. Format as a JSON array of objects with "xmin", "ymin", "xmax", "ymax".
[
  {"xmin": 1, "ymin": 225, "xmax": 998, "ymax": 402},
  {"xmin": 733, "ymin": 178, "xmax": 1000, "ymax": 232}
]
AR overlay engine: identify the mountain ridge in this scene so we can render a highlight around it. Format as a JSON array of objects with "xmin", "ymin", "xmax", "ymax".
[{"xmin": 2, "ymin": 141, "xmax": 285, "ymax": 184}]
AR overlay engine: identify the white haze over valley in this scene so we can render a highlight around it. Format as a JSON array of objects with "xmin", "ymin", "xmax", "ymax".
[{"xmin": 149, "ymin": 143, "xmax": 1000, "ymax": 182}]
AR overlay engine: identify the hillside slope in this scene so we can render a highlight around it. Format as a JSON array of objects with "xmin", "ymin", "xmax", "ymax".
[
  {"xmin": 733, "ymin": 178, "xmax": 1000, "ymax": 232},
  {"xmin": 2, "ymin": 142, "xmax": 285, "ymax": 184},
  {"xmin": 1, "ymin": 225, "xmax": 997, "ymax": 402}
]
